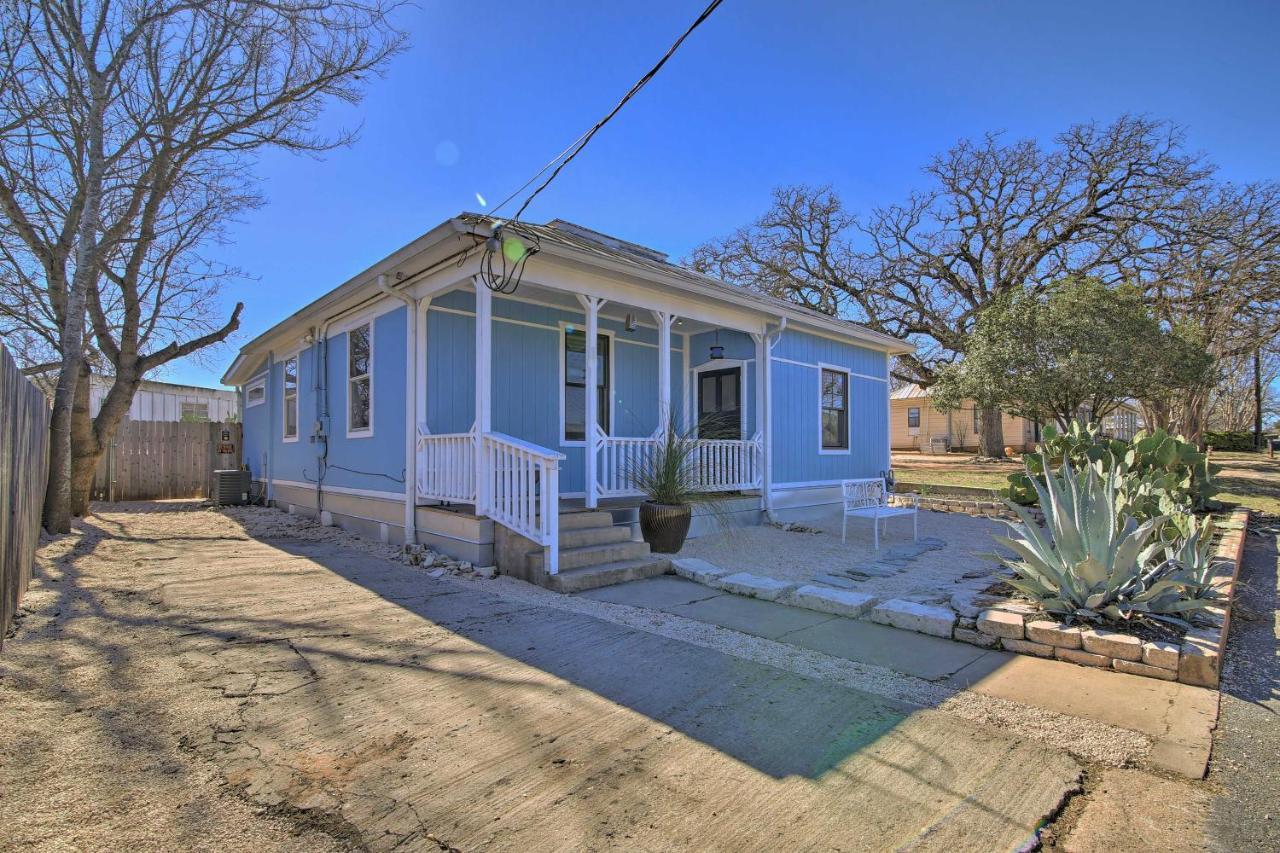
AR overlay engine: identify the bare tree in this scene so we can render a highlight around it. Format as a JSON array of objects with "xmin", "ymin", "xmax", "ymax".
[
  {"xmin": 690, "ymin": 117, "xmax": 1206, "ymax": 456},
  {"xmin": 0, "ymin": 0, "xmax": 405, "ymax": 529},
  {"xmin": 1141, "ymin": 182, "xmax": 1280, "ymax": 445}
]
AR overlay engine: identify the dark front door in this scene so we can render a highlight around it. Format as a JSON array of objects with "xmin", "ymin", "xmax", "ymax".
[{"xmin": 698, "ymin": 367, "xmax": 742, "ymax": 439}]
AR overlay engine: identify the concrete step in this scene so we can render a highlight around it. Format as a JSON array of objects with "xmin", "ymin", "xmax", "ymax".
[
  {"xmin": 557, "ymin": 524, "xmax": 632, "ymax": 550},
  {"xmin": 541, "ymin": 555, "xmax": 672, "ymax": 594},
  {"xmin": 558, "ymin": 510, "xmax": 616, "ymax": 531},
  {"xmin": 528, "ymin": 540, "xmax": 652, "ymax": 573}
]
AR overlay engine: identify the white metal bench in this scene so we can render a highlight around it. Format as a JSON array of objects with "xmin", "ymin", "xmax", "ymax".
[{"xmin": 841, "ymin": 478, "xmax": 918, "ymax": 548}]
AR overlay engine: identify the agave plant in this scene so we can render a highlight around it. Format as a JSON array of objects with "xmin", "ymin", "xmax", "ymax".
[{"xmin": 995, "ymin": 456, "xmax": 1217, "ymax": 625}]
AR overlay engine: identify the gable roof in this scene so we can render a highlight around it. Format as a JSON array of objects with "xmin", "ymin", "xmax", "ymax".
[{"xmin": 223, "ymin": 213, "xmax": 913, "ymax": 384}]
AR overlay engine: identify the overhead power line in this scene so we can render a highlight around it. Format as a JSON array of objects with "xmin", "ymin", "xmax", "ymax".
[{"xmin": 491, "ymin": 0, "xmax": 726, "ymax": 222}]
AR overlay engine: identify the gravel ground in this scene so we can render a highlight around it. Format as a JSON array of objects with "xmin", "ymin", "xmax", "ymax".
[
  {"xmin": 1205, "ymin": 524, "xmax": 1280, "ymax": 850},
  {"xmin": 676, "ymin": 506, "xmax": 1007, "ymax": 602}
]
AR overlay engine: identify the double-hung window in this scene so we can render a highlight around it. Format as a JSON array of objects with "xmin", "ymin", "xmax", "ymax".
[
  {"xmin": 348, "ymin": 323, "xmax": 372, "ymax": 435},
  {"xmin": 820, "ymin": 367, "xmax": 849, "ymax": 451},
  {"xmin": 907, "ymin": 407, "xmax": 920, "ymax": 429},
  {"xmin": 283, "ymin": 356, "xmax": 299, "ymax": 440},
  {"xmin": 563, "ymin": 328, "xmax": 609, "ymax": 442}
]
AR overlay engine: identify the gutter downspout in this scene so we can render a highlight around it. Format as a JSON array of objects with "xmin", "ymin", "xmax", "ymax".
[
  {"xmin": 266, "ymin": 351, "xmax": 275, "ymax": 504},
  {"xmin": 378, "ymin": 273, "xmax": 419, "ymax": 546},
  {"xmin": 762, "ymin": 317, "xmax": 786, "ymax": 521}
]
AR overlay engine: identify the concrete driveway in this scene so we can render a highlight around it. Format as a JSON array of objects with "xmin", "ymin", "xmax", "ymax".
[{"xmin": 0, "ymin": 503, "xmax": 1242, "ymax": 852}]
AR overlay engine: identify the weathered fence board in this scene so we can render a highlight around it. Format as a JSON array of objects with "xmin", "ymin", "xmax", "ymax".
[
  {"xmin": 0, "ymin": 343, "xmax": 51, "ymax": 650},
  {"xmin": 92, "ymin": 421, "xmax": 242, "ymax": 501}
]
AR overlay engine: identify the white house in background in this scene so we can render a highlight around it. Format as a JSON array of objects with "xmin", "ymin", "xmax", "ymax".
[{"xmin": 90, "ymin": 376, "xmax": 239, "ymax": 422}]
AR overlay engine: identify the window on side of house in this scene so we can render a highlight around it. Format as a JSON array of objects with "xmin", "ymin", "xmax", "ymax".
[
  {"xmin": 564, "ymin": 328, "xmax": 609, "ymax": 442},
  {"xmin": 907, "ymin": 407, "xmax": 920, "ymax": 429},
  {"xmin": 348, "ymin": 323, "xmax": 372, "ymax": 435},
  {"xmin": 245, "ymin": 379, "xmax": 266, "ymax": 408},
  {"xmin": 283, "ymin": 356, "xmax": 299, "ymax": 440},
  {"xmin": 180, "ymin": 401, "xmax": 209, "ymax": 422},
  {"xmin": 820, "ymin": 367, "xmax": 849, "ymax": 451}
]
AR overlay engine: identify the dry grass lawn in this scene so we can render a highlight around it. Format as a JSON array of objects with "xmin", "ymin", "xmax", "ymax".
[{"xmin": 892, "ymin": 449, "xmax": 1280, "ymax": 516}]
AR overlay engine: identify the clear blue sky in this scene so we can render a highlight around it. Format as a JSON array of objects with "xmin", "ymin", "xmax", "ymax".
[{"xmin": 169, "ymin": 0, "xmax": 1280, "ymax": 388}]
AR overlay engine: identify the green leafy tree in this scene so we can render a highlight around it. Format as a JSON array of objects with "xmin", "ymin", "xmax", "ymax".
[{"xmin": 931, "ymin": 277, "xmax": 1211, "ymax": 429}]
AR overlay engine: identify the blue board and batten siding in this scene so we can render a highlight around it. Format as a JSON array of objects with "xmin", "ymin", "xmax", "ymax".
[
  {"xmin": 770, "ymin": 328, "xmax": 889, "ymax": 488},
  {"xmin": 240, "ymin": 286, "xmax": 891, "ymax": 506}
]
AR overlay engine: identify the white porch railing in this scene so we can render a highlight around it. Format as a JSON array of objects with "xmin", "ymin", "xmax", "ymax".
[
  {"xmin": 479, "ymin": 432, "xmax": 564, "ymax": 574},
  {"xmin": 416, "ymin": 427, "xmax": 476, "ymax": 503},
  {"xmin": 416, "ymin": 427, "xmax": 564, "ymax": 574},
  {"xmin": 593, "ymin": 427, "xmax": 763, "ymax": 498}
]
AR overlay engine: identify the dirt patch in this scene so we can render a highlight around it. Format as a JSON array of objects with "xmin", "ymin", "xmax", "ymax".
[{"xmin": 0, "ymin": 504, "xmax": 352, "ymax": 853}]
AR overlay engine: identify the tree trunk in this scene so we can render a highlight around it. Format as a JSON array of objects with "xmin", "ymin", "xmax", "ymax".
[
  {"xmin": 978, "ymin": 405, "xmax": 1005, "ymax": 458},
  {"xmin": 1254, "ymin": 345, "xmax": 1263, "ymax": 450},
  {"xmin": 69, "ymin": 364, "xmax": 98, "ymax": 517}
]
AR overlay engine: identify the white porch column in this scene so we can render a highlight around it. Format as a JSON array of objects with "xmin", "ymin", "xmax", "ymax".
[
  {"xmin": 654, "ymin": 311, "xmax": 675, "ymax": 429},
  {"xmin": 578, "ymin": 295, "xmax": 604, "ymax": 508},
  {"xmin": 474, "ymin": 278, "xmax": 493, "ymax": 514},
  {"xmin": 756, "ymin": 324, "xmax": 774, "ymax": 516}
]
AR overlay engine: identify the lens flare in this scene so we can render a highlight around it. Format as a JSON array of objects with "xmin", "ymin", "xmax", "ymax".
[
  {"xmin": 502, "ymin": 236, "xmax": 528, "ymax": 263},
  {"xmin": 475, "ymin": 191, "xmax": 487, "ymax": 208}
]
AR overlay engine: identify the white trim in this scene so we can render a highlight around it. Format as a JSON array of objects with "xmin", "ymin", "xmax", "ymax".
[
  {"xmin": 773, "ymin": 478, "xmax": 852, "ymax": 490},
  {"xmin": 557, "ymin": 319, "xmax": 615, "ymax": 448},
  {"xmin": 614, "ymin": 336, "xmax": 658, "ymax": 349},
  {"xmin": 345, "ymin": 320, "xmax": 374, "ymax": 438},
  {"xmin": 272, "ymin": 478, "xmax": 406, "ymax": 502},
  {"xmin": 772, "ymin": 354, "xmax": 888, "ymax": 384},
  {"xmin": 818, "ymin": 362, "xmax": 852, "ymax": 455},
  {"xmin": 329, "ymin": 299, "xmax": 401, "ymax": 336},
  {"xmin": 282, "ymin": 354, "xmax": 300, "ymax": 443},
  {"xmin": 691, "ymin": 358, "xmax": 749, "ymax": 440},
  {"xmin": 244, "ymin": 375, "xmax": 267, "ymax": 409}
]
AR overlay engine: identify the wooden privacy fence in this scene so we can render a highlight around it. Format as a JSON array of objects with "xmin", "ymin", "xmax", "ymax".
[
  {"xmin": 0, "ymin": 343, "xmax": 51, "ymax": 650},
  {"xmin": 92, "ymin": 420, "xmax": 242, "ymax": 502}
]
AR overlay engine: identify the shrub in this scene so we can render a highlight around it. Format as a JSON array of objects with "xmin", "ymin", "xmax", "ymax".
[
  {"xmin": 1005, "ymin": 420, "xmax": 1219, "ymax": 515},
  {"xmin": 995, "ymin": 458, "xmax": 1221, "ymax": 626},
  {"xmin": 1204, "ymin": 430, "xmax": 1255, "ymax": 452}
]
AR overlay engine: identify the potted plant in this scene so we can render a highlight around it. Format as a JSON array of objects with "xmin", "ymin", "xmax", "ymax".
[{"xmin": 629, "ymin": 420, "xmax": 725, "ymax": 553}]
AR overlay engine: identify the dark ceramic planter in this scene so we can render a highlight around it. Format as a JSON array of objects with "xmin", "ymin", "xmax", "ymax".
[{"xmin": 639, "ymin": 501, "xmax": 692, "ymax": 553}]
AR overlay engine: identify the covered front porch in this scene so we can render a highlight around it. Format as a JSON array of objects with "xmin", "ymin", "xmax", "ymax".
[{"xmin": 410, "ymin": 273, "xmax": 776, "ymax": 575}]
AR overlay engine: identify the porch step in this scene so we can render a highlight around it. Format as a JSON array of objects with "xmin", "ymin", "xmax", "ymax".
[
  {"xmin": 559, "ymin": 510, "xmax": 616, "ymax": 531},
  {"xmin": 528, "ymin": 539, "xmax": 653, "ymax": 574},
  {"xmin": 559, "ymin": 524, "xmax": 633, "ymax": 549},
  {"xmin": 540, "ymin": 555, "xmax": 672, "ymax": 594}
]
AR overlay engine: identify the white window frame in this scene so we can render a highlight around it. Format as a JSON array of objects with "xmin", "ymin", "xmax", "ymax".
[
  {"xmin": 346, "ymin": 321, "xmax": 374, "ymax": 438},
  {"xmin": 244, "ymin": 374, "xmax": 267, "ymax": 409},
  {"xmin": 282, "ymin": 355, "xmax": 300, "ymax": 443},
  {"xmin": 558, "ymin": 321, "xmax": 615, "ymax": 448},
  {"xmin": 907, "ymin": 406, "xmax": 921, "ymax": 434},
  {"xmin": 818, "ymin": 362, "xmax": 851, "ymax": 455}
]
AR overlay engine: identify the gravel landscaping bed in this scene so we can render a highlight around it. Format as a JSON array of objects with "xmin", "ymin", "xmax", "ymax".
[{"xmin": 676, "ymin": 506, "xmax": 1005, "ymax": 605}]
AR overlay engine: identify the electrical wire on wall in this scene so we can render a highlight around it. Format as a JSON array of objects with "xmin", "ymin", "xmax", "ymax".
[{"xmin": 474, "ymin": 0, "xmax": 726, "ymax": 295}]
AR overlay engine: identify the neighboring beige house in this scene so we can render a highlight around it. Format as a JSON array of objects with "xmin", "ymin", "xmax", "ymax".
[
  {"xmin": 89, "ymin": 376, "xmax": 239, "ymax": 422},
  {"xmin": 890, "ymin": 384, "xmax": 1141, "ymax": 453}
]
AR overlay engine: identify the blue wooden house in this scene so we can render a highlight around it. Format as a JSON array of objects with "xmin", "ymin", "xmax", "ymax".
[{"xmin": 223, "ymin": 215, "xmax": 911, "ymax": 589}]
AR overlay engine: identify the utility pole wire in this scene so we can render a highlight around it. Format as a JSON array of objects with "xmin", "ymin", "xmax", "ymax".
[{"xmin": 495, "ymin": 0, "xmax": 726, "ymax": 222}]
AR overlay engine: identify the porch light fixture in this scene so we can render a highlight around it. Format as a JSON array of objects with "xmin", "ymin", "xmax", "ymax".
[
  {"xmin": 709, "ymin": 329, "xmax": 724, "ymax": 360},
  {"xmin": 625, "ymin": 313, "xmax": 637, "ymax": 332},
  {"xmin": 478, "ymin": 220, "xmax": 540, "ymax": 295}
]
